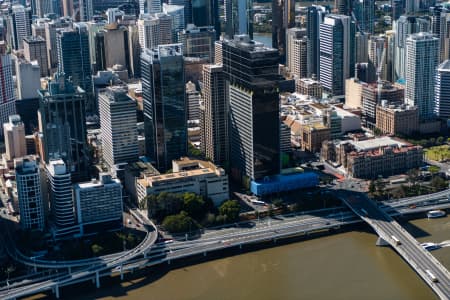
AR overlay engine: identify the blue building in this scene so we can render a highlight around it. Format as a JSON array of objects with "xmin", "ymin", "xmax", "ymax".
[{"xmin": 250, "ymin": 172, "xmax": 319, "ymax": 196}]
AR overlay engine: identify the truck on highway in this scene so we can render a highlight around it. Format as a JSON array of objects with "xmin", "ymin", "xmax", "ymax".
[
  {"xmin": 426, "ymin": 269, "xmax": 439, "ymax": 282},
  {"xmin": 391, "ymin": 235, "xmax": 401, "ymax": 245}
]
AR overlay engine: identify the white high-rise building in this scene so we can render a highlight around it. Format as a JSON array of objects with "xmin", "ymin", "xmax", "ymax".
[
  {"xmin": 138, "ymin": 13, "xmax": 173, "ymax": 49},
  {"xmin": 319, "ymin": 15, "xmax": 355, "ymax": 96},
  {"xmin": 15, "ymin": 58, "xmax": 41, "ymax": 100},
  {"xmin": 0, "ymin": 42, "xmax": 17, "ymax": 137},
  {"xmin": 286, "ymin": 28, "xmax": 307, "ymax": 78},
  {"xmin": 394, "ymin": 16, "xmax": 429, "ymax": 81},
  {"xmin": 435, "ymin": 60, "xmax": 450, "ymax": 119},
  {"xmin": 16, "ymin": 156, "xmax": 45, "ymax": 230},
  {"xmin": 99, "ymin": 86, "xmax": 138, "ymax": 168},
  {"xmin": 3, "ymin": 115, "xmax": 26, "ymax": 161},
  {"xmin": 9, "ymin": 5, "xmax": 31, "ymax": 50},
  {"xmin": 46, "ymin": 159, "xmax": 74, "ymax": 228},
  {"xmin": 405, "ymin": 32, "xmax": 439, "ymax": 120}
]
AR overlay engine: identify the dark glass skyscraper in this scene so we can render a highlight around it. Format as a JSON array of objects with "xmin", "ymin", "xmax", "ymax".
[
  {"xmin": 38, "ymin": 73, "xmax": 89, "ymax": 182},
  {"xmin": 272, "ymin": 0, "xmax": 295, "ymax": 63},
  {"xmin": 56, "ymin": 23, "xmax": 93, "ymax": 112},
  {"xmin": 222, "ymin": 35, "xmax": 281, "ymax": 181},
  {"xmin": 307, "ymin": 5, "xmax": 327, "ymax": 78},
  {"xmin": 141, "ymin": 44, "xmax": 187, "ymax": 171}
]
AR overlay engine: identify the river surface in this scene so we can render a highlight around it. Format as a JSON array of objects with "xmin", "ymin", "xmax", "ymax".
[{"xmin": 44, "ymin": 215, "xmax": 449, "ymax": 300}]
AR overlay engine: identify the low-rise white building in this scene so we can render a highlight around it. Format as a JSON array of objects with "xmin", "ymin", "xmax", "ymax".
[{"xmin": 136, "ymin": 158, "xmax": 229, "ymax": 206}]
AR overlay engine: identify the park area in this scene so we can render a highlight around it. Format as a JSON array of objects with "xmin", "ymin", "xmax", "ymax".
[{"xmin": 425, "ymin": 145, "xmax": 450, "ymax": 162}]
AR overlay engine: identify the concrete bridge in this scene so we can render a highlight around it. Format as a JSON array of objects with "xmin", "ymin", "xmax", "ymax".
[{"xmin": 340, "ymin": 192, "xmax": 450, "ymax": 300}]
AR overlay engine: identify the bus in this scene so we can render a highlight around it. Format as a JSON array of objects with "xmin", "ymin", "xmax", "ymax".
[
  {"xmin": 426, "ymin": 270, "xmax": 438, "ymax": 283},
  {"xmin": 391, "ymin": 235, "xmax": 401, "ymax": 245}
]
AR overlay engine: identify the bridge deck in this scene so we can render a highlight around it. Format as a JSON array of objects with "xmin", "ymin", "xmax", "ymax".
[{"xmin": 340, "ymin": 192, "xmax": 450, "ymax": 300}]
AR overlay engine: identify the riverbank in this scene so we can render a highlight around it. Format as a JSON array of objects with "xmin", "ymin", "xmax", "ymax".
[{"xmin": 25, "ymin": 213, "xmax": 449, "ymax": 300}]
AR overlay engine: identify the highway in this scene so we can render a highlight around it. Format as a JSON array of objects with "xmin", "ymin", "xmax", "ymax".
[
  {"xmin": 1, "ymin": 189, "xmax": 449, "ymax": 299},
  {"xmin": 340, "ymin": 192, "xmax": 450, "ymax": 300}
]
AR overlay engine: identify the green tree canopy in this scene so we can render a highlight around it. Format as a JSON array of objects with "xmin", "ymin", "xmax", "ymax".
[
  {"xmin": 219, "ymin": 200, "xmax": 241, "ymax": 222},
  {"xmin": 162, "ymin": 211, "xmax": 197, "ymax": 234}
]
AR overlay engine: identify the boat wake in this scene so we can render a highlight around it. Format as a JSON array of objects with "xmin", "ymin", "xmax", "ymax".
[{"xmin": 439, "ymin": 240, "xmax": 450, "ymax": 248}]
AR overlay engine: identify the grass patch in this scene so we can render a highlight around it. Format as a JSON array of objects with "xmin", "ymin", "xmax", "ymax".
[{"xmin": 425, "ymin": 145, "xmax": 450, "ymax": 162}]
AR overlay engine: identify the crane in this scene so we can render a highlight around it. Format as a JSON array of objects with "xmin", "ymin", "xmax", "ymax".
[{"xmin": 376, "ymin": 40, "xmax": 387, "ymax": 104}]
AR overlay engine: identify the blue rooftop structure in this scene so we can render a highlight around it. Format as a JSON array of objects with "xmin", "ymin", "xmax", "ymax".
[{"xmin": 250, "ymin": 172, "xmax": 319, "ymax": 196}]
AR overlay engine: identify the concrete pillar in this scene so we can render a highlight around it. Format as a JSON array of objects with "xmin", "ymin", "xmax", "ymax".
[
  {"xmin": 55, "ymin": 284, "xmax": 60, "ymax": 299},
  {"xmin": 168, "ymin": 260, "xmax": 171, "ymax": 265},
  {"xmin": 68, "ymin": 266, "xmax": 71, "ymax": 274},
  {"xmin": 376, "ymin": 236, "xmax": 389, "ymax": 246},
  {"xmin": 120, "ymin": 265, "xmax": 124, "ymax": 281},
  {"xmin": 273, "ymin": 238, "xmax": 277, "ymax": 244},
  {"xmin": 203, "ymin": 252, "xmax": 207, "ymax": 257},
  {"xmin": 239, "ymin": 244, "xmax": 242, "ymax": 249},
  {"xmin": 95, "ymin": 271, "xmax": 100, "ymax": 288}
]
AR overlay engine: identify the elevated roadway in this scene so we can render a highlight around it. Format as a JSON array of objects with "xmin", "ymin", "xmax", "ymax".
[{"xmin": 340, "ymin": 192, "xmax": 450, "ymax": 300}]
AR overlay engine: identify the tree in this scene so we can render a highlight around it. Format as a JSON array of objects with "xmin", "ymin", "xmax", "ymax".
[
  {"xmin": 91, "ymin": 244, "xmax": 104, "ymax": 256},
  {"xmin": 182, "ymin": 192, "xmax": 205, "ymax": 220},
  {"xmin": 219, "ymin": 200, "xmax": 241, "ymax": 222},
  {"xmin": 162, "ymin": 212, "xmax": 197, "ymax": 234},
  {"xmin": 368, "ymin": 180, "xmax": 376, "ymax": 196},
  {"xmin": 429, "ymin": 165, "xmax": 440, "ymax": 174},
  {"xmin": 431, "ymin": 176, "xmax": 448, "ymax": 192},
  {"xmin": 407, "ymin": 169, "xmax": 419, "ymax": 187}
]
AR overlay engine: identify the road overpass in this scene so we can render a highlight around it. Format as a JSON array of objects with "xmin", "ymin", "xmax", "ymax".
[
  {"xmin": 340, "ymin": 192, "xmax": 450, "ymax": 300},
  {"xmin": 1, "ymin": 190, "xmax": 449, "ymax": 300}
]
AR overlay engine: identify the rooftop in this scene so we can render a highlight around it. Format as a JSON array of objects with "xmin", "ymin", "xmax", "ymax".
[{"xmin": 348, "ymin": 136, "xmax": 408, "ymax": 152}]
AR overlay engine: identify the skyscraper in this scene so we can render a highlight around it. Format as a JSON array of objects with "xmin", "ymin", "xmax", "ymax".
[
  {"xmin": 46, "ymin": 159, "xmax": 74, "ymax": 229},
  {"xmin": 222, "ymin": 35, "xmax": 281, "ymax": 181},
  {"xmin": 394, "ymin": 15, "xmax": 429, "ymax": 81},
  {"xmin": 79, "ymin": 0, "xmax": 93, "ymax": 21},
  {"xmin": 434, "ymin": 60, "xmax": 450, "ymax": 119},
  {"xmin": 139, "ymin": 0, "xmax": 161, "ymax": 15},
  {"xmin": 272, "ymin": 0, "xmax": 295, "ymax": 62},
  {"xmin": 307, "ymin": 5, "xmax": 327, "ymax": 78},
  {"xmin": 99, "ymin": 86, "xmax": 138, "ymax": 168},
  {"xmin": 9, "ymin": 4, "xmax": 32, "ymax": 50},
  {"xmin": 335, "ymin": 0, "xmax": 351, "ymax": 15},
  {"xmin": 319, "ymin": 14, "xmax": 355, "ymax": 96},
  {"xmin": 352, "ymin": 0, "xmax": 374, "ymax": 34},
  {"xmin": 3, "ymin": 115, "xmax": 26, "ymax": 161},
  {"xmin": 0, "ymin": 42, "xmax": 17, "ymax": 137},
  {"xmin": 286, "ymin": 28, "xmax": 308, "ymax": 78},
  {"xmin": 38, "ymin": 73, "xmax": 89, "ymax": 181},
  {"xmin": 163, "ymin": 3, "xmax": 185, "ymax": 40},
  {"xmin": 178, "ymin": 25, "xmax": 216, "ymax": 62},
  {"xmin": 225, "ymin": 0, "xmax": 253, "ymax": 39},
  {"xmin": 200, "ymin": 64, "xmax": 228, "ymax": 165},
  {"xmin": 138, "ymin": 13, "xmax": 173, "ymax": 50},
  {"xmin": 141, "ymin": 44, "xmax": 186, "ymax": 171},
  {"xmin": 168, "ymin": 0, "xmax": 192, "ymax": 25},
  {"xmin": 56, "ymin": 23, "xmax": 93, "ymax": 112},
  {"xmin": 16, "ymin": 156, "xmax": 45, "ymax": 231},
  {"xmin": 23, "ymin": 36, "xmax": 49, "ymax": 77},
  {"xmin": 405, "ymin": 32, "xmax": 439, "ymax": 120},
  {"xmin": 430, "ymin": 5, "xmax": 449, "ymax": 63}
]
